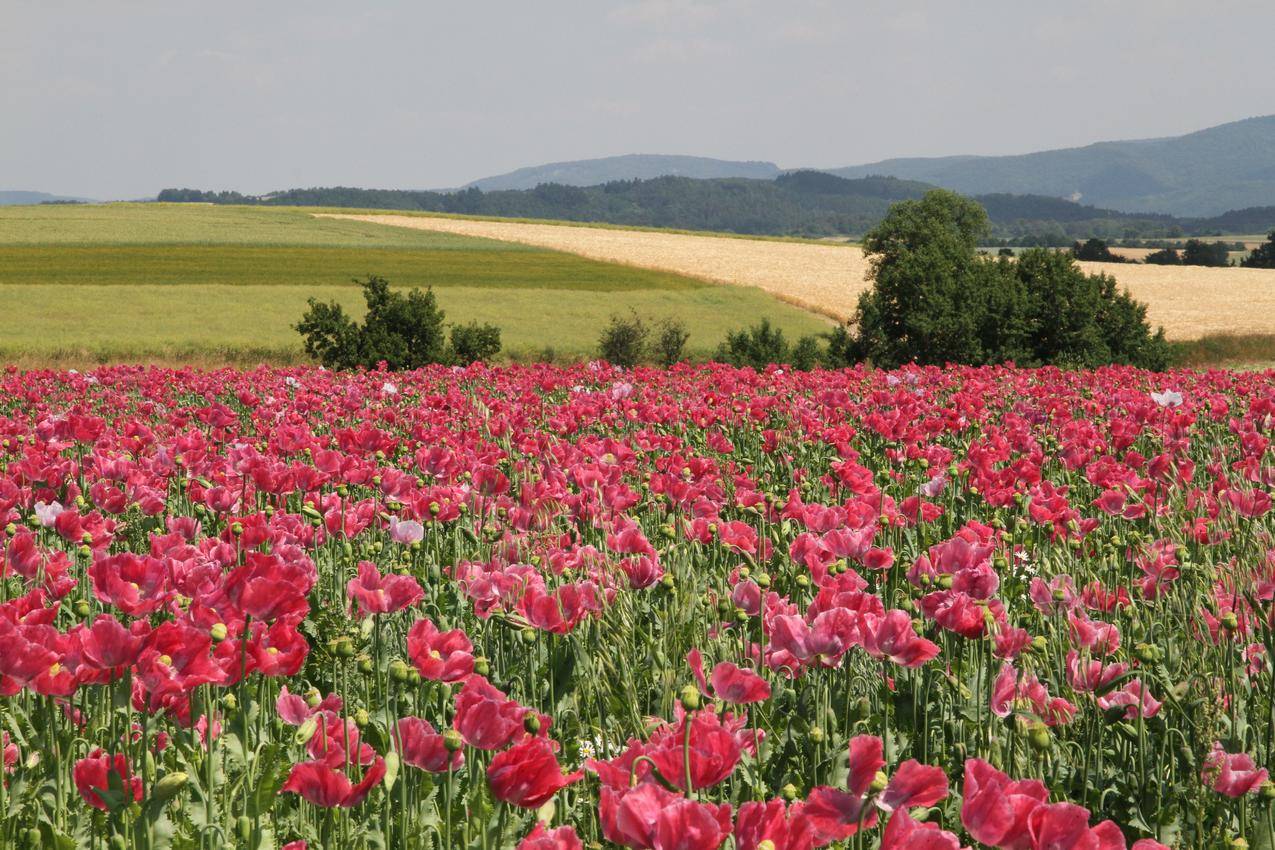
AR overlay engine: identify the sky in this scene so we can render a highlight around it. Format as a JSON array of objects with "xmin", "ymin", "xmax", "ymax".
[{"xmin": 4, "ymin": 0, "xmax": 1274, "ymax": 199}]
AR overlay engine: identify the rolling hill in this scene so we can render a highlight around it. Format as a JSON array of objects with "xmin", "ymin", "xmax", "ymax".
[
  {"xmin": 828, "ymin": 115, "xmax": 1275, "ymax": 217},
  {"xmin": 462, "ymin": 154, "xmax": 781, "ymax": 192},
  {"xmin": 0, "ymin": 190, "xmax": 94, "ymax": 205}
]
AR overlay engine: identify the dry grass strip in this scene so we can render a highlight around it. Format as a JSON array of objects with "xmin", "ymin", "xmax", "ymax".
[{"xmin": 319, "ymin": 214, "xmax": 1275, "ymax": 341}]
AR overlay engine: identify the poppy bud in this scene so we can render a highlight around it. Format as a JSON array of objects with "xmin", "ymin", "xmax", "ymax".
[
  {"xmin": 237, "ymin": 815, "xmax": 252, "ymax": 841},
  {"xmin": 1260, "ymin": 781, "xmax": 1275, "ymax": 800},
  {"xmin": 334, "ymin": 638, "xmax": 355, "ymax": 657},
  {"xmin": 757, "ymin": 842, "xmax": 776, "ymax": 850},
  {"xmin": 851, "ymin": 696, "xmax": 871, "ymax": 721},
  {"xmin": 1134, "ymin": 643, "xmax": 1160, "ymax": 664},
  {"xmin": 869, "ymin": 770, "xmax": 888, "ymax": 793},
  {"xmin": 389, "ymin": 660, "xmax": 411, "ymax": 682},
  {"xmin": 74, "ymin": 600, "xmax": 92, "ymax": 617},
  {"xmin": 78, "ymin": 545, "xmax": 92, "ymax": 559},
  {"xmin": 899, "ymin": 597, "xmax": 915, "ymax": 613},
  {"xmin": 295, "ymin": 717, "xmax": 318, "ymax": 745},
  {"xmin": 734, "ymin": 608, "xmax": 750, "ymax": 624},
  {"xmin": 993, "ymin": 555, "xmax": 1008, "ymax": 570},
  {"xmin": 1221, "ymin": 612, "xmax": 1239, "ymax": 631},
  {"xmin": 210, "ymin": 623, "xmax": 228, "ymax": 642},
  {"xmin": 230, "ymin": 522, "xmax": 243, "ymax": 536},
  {"xmin": 938, "ymin": 574, "xmax": 953, "ymax": 589},
  {"xmin": 680, "ymin": 684, "xmax": 701, "ymax": 711},
  {"xmin": 443, "ymin": 729, "xmax": 464, "ymax": 752},
  {"xmin": 878, "ymin": 515, "xmax": 890, "ymax": 527},
  {"xmin": 355, "ymin": 709, "xmax": 369, "ymax": 727},
  {"xmin": 151, "ymin": 772, "xmax": 188, "ymax": 806},
  {"xmin": 521, "ymin": 628, "xmax": 537, "ymax": 644},
  {"xmin": 474, "ymin": 656, "xmax": 490, "ymax": 676},
  {"xmin": 110, "ymin": 836, "xmax": 128, "ymax": 850},
  {"xmin": 1030, "ymin": 635, "xmax": 1047, "ymax": 653},
  {"xmin": 755, "ymin": 573, "xmax": 771, "ymax": 588},
  {"xmin": 809, "ymin": 726, "xmax": 824, "ymax": 743},
  {"xmin": 4, "ymin": 522, "xmax": 14, "ymax": 536},
  {"xmin": 795, "ymin": 574, "xmax": 811, "ymax": 588},
  {"xmin": 25, "ymin": 828, "xmax": 43, "ymax": 848},
  {"xmin": 409, "ymin": 669, "xmax": 421, "ymax": 686},
  {"xmin": 1027, "ymin": 722, "xmax": 1051, "ymax": 752},
  {"xmin": 358, "ymin": 657, "xmax": 374, "ymax": 674},
  {"xmin": 221, "ymin": 693, "xmax": 238, "ymax": 711},
  {"xmin": 524, "ymin": 713, "xmax": 542, "ymax": 734}
]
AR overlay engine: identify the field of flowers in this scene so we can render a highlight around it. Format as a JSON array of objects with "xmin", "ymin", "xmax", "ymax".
[{"xmin": 2, "ymin": 362, "xmax": 1273, "ymax": 850}]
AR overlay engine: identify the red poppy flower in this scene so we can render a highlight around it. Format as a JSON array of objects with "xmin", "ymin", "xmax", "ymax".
[
  {"xmin": 880, "ymin": 809, "xmax": 966, "ymax": 850},
  {"xmin": 221, "ymin": 552, "xmax": 314, "ymax": 622},
  {"xmin": 517, "ymin": 823, "xmax": 583, "ymax": 850},
  {"xmin": 73, "ymin": 749, "xmax": 142, "ymax": 811},
  {"xmin": 280, "ymin": 756, "xmax": 386, "ymax": 808},
  {"xmin": 453, "ymin": 676, "xmax": 541, "ymax": 750},
  {"xmin": 487, "ymin": 736, "xmax": 582, "ymax": 809},
  {"xmin": 598, "ymin": 783, "xmax": 732, "ymax": 850},
  {"xmin": 960, "ymin": 758, "xmax": 1049, "ymax": 850},
  {"xmin": 79, "ymin": 614, "xmax": 150, "ymax": 671},
  {"xmin": 89, "ymin": 552, "xmax": 171, "ymax": 617},
  {"xmin": 407, "ymin": 618, "xmax": 475, "ymax": 682},
  {"xmin": 347, "ymin": 560, "xmax": 423, "ymax": 616},
  {"xmin": 1202, "ymin": 743, "xmax": 1269, "ymax": 797},
  {"xmin": 645, "ymin": 710, "xmax": 743, "ymax": 792},
  {"xmin": 734, "ymin": 799, "xmax": 818, "ymax": 850},
  {"xmin": 395, "ymin": 716, "xmax": 463, "ymax": 773}
]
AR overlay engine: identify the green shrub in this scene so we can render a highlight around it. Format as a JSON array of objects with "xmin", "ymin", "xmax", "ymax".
[
  {"xmin": 1144, "ymin": 247, "xmax": 1182, "ymax": 265},
  {"xmin": 1180, "ymin": 239, "xmax": 1232, "ymax": 267},
  {"xmin": 652, "ymin": 319, "xmax": 690, "ymax": 367},
  {"xmin": 449, "ymin": 321, "xmax": 503, "ymax": 365},
  {"xmin": 716, "ymin": 319, "xmax": 790, "ymax": 368},
  {"xmin": 839, "ymin": 190, "xmax": 1169, "ymax": 370},
  {"xmin": 1071, "ymin": 238, "xmax": 1126, "ymax": 263},
  {"xmin": 296, "ymin": 275, "xmax": 501, "ymax": 370},
  {"xmin": 791, "ymin": 335, "xmax": 823, "ymax": 371},
  {"xmin": 598, "ymin": 312, "xmax": 649, "ymax": 367}
]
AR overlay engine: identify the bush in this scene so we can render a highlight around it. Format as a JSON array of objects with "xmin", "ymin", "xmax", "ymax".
[
  {"xmin": 1143, "ymin": 248, "xmax": 1182, "ymax": 265},
  {"xmin": 1071, "ymin": 238, "xmax": 1125, "ymax": 263},
  {"xmin": 1241, "ymin": 232, "xmax": 1275, "ymax": 268},
  {"xmin": 839, "ymin": 191, "xmax": 1170, "ymax": 370},
  {"xmin": 598, "ymin": 312, "xmax": 649, "ymax": 367},
  {"xmin": 1181, "ymin": 239, "xmax": 1232, "ymax": 267},
  {"xmin": 449, "ymin": 321, "xmax": 503, "ymax": 365},
  {"xmin": 716, "ymin": 319, "xmax": 791, "ymax": 369},
  {"xmin": 296, "ymin": 275, "xmax": 501, "ymax": 370},
  {"xmin": 652, "ymin": 319, "xmax": 690, "ymax": 367}
]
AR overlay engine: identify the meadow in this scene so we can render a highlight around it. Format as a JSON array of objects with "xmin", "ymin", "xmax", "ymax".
[{"xmin": 0, "ymin": 204, "xmax": 830, "ymax": 364}]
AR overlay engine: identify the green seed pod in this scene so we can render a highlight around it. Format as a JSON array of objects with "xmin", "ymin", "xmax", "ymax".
[
  {"xmin": 110, "ymin": 835, "xmax": 128, "ymax": 850},
  {"xmin": 73, "ymin": 599, "xmax": 92, "ymax": 617},
  {"xmin": 230, "ymin": 522, "xmax": 243, "ymax": 536},
  {"xmin": 521, "ymin": 628, "xmax": 538, "ymax": 644},
  {"xmin": 221, "ymin": 693, "xmax": 238, "ymax": 711},
  {"xmin": 210, "ymin": 622, "xmax": 228, "ymax": 642},
  {"xmin": 389, "ymin": 659, "xmax": 411, "ymax": 682},
  {"xmin": 383, "ymin": 751, "xmax": 400, "ymax": 792},
  {"xmin": 358, "ymin": 657, "xmax": 374, "ymax": 675},
  {"xmin": 781, "ymin": 782, "xmax": 799, "ymax": 801},
  {"xmin": 869, "ymin": 770, "xmax": 888, "ymax": 793},
  {"xmin": 809, "ymin": 726, "xmax": 824, "ymax": 744},
  {"xmin": 524, "ymin": 713, "xmax": 542, "ymax": 734},
  {"xmin": 755, "ymin": 573, "xmax": 771, "ymax": 589},
  {"xmin": 237, "ymin": 815, "xmax": 253, "ymax": 841},
  {"xmin": 474, "ymin": 656, "xmax": 490, "ymax": 676},
  {"xmin": 1027, "ymin": 722, "xmax": 1051, "ymax": 752},
  {"xmin": 355, "ymin": 708, "xmax": 369, "ymax": 727},
  {"xmin": 443, "ymin": 728, "xmax": 464, "ymax": 752}
]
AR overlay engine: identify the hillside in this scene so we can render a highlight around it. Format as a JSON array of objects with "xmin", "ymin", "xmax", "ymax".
[
  {"xmin": 462, "ymin": 154, "xmax": 781, "ymax": 191},
  {"xmin": 0, "ymin": 190, "xmax": 93, "ymax": 205},
  {"xmin": 160, "ymin": 173, "xmax": 1271, "ymax": 241},
  {"xmin": 828, "ymin": 115, "xmax": 1275, "ymax": 217}
]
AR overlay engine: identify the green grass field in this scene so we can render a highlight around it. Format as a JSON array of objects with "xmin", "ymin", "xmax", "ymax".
[{"xmin": 0, "ymin": 204, "xmax": 831, "ymax": 364}]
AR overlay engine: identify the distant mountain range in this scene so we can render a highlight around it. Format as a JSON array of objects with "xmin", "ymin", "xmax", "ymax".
[
  {"xmin": 0, "ymin": 190, "xmax": 94, "ymax": 205},
  {"xmin": 457, "ymin": 115, "xmax": 1275, "ymax": 218},
  {"xmin": 462, "ymin": 154, "xmax": 781, "ymax": 192}
]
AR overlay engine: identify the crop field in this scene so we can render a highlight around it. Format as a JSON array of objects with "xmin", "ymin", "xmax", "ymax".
[
  {"xmin": 2, "ymin": 363, "xmax": 1274, "ymax": 850},
  {"xmin": 326, "ymin": 212, "xmax": 1275, "ymax": 341},
  {"xmin": 0, "ymin": 205, "xmax": 829, "ymax": 364}
]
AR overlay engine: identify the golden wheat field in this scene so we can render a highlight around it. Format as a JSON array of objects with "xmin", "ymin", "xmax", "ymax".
[{"xmin": 322, "ymin": 213, "xmax": 1275, "ymax": 341}]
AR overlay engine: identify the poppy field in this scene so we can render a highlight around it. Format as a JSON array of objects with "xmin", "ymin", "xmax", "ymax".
[{"xmin": 2, "ymin": 362, "xmax": 1275, "ymax": 850}]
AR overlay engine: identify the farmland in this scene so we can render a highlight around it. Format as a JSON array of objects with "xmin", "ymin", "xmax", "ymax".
[
  {"xmin": 0, "ymin": 204, "xmax": 830, "ymax": 364},
  {"xmin": 324, "ymin": 212, "xmax": 1275, "ymax": 341},
  {"xmin": 2, "ymin": 363, "xmax": 1274, "ymax": 849}
]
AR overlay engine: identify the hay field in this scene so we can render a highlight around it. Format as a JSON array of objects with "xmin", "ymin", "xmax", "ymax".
[{"xmin": 324, "ymin": 213, "xmax": 1275, "ymax": 340}]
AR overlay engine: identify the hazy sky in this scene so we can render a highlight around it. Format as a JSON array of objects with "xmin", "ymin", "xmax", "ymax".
[{"xmin": 5, "ymin": 0, "xmax": 1273, "ymax": 199}]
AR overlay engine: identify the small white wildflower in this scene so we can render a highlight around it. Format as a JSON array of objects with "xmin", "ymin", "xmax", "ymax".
[{"xmin": 1150, "ymin": 389, "xmax": 1183, "ymax": 408}]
